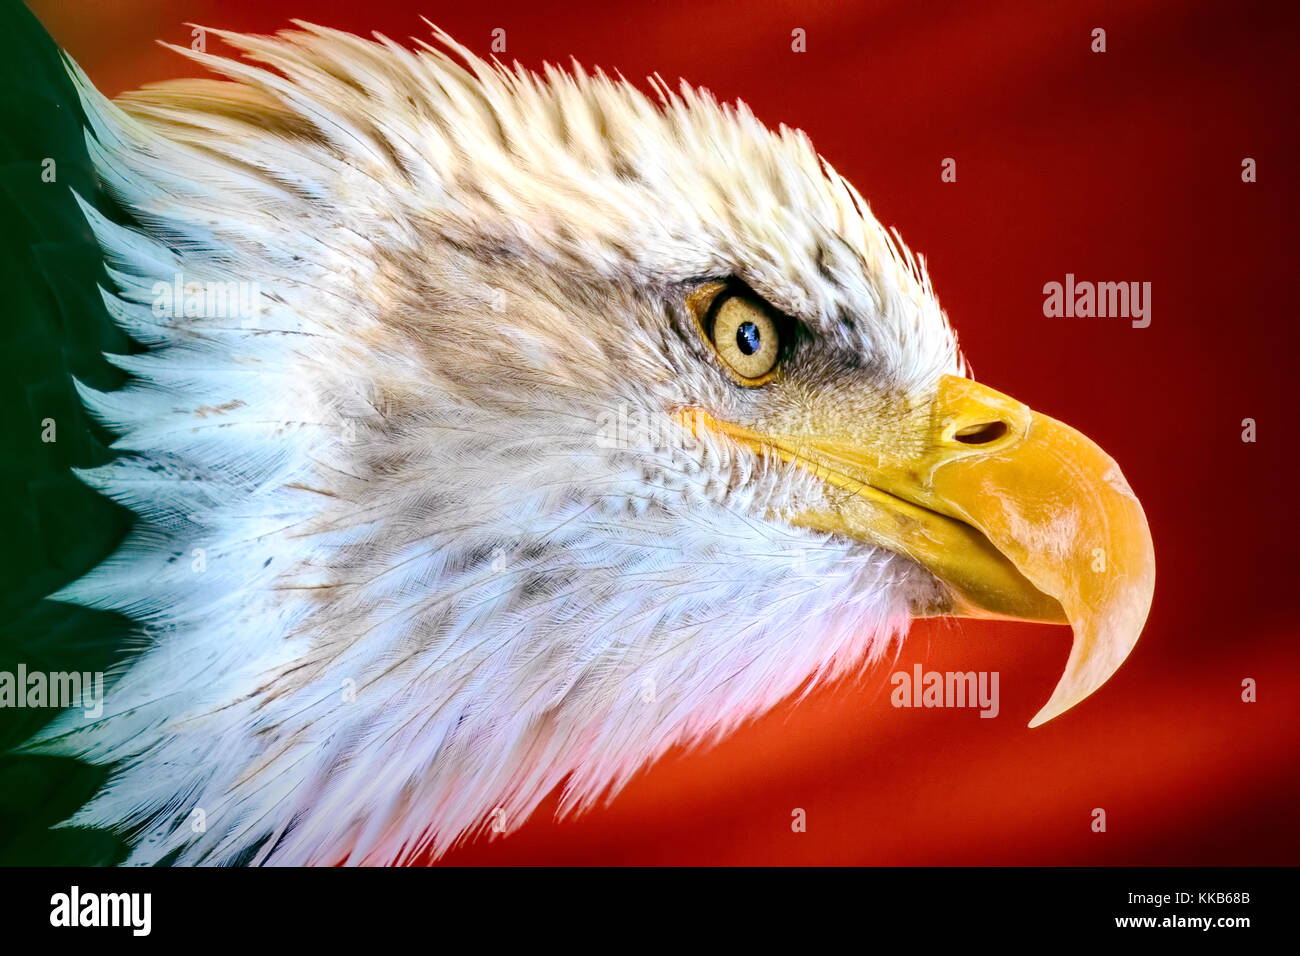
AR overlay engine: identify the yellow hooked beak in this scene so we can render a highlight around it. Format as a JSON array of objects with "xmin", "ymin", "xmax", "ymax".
[{"xmin": 685, "ymin": 374, "xmax": 1155, "ymax": 727}]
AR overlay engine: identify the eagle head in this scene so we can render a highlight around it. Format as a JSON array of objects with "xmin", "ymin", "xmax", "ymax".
[{"xmin": 35, "ymin": 22, "xmax": 1154, "ymax": 864}]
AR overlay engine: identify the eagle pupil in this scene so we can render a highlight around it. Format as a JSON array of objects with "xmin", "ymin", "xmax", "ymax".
[{"xmin": 736, "ymin": 321, "xmax": 761, "ymax": 355}]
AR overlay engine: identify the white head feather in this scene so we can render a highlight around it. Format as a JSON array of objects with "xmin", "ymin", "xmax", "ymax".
[{"xmin": 33, "ymin": 22, "xmax": 962, "ymax": 865}]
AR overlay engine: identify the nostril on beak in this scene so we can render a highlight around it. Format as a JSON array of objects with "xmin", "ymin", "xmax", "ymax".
[{"xmin": 954, "ymin": 421, "xmax": 1008, "ymax": 445}]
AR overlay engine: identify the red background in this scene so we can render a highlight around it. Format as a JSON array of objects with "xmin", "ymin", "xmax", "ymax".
[{"xmin": 28, "ymin": 0, "xmax": 1300, "ymax": 865}]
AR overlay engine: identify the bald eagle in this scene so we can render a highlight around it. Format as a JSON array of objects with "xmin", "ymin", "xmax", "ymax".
[{"xmin": 16, "ymin": 18, "xmax": 1153, "ymax": 865}]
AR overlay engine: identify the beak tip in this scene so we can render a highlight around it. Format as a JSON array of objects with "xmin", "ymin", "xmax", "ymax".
[
  {"xmin": 1026, "ymin": 580, "xmax": 1154, "ymax": 730},
  {"xmin": 1027, "ymin": 702, "xmax": 1067, "ymax": 729},
  {"xmin": 1026, "ymin": 695, "xmax": 1070, "ymax": 729}
]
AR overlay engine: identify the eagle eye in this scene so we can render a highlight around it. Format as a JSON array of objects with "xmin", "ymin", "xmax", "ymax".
[{"xmin": 706, "ymin": 293, "xmax": 783, "ymax": 384}]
